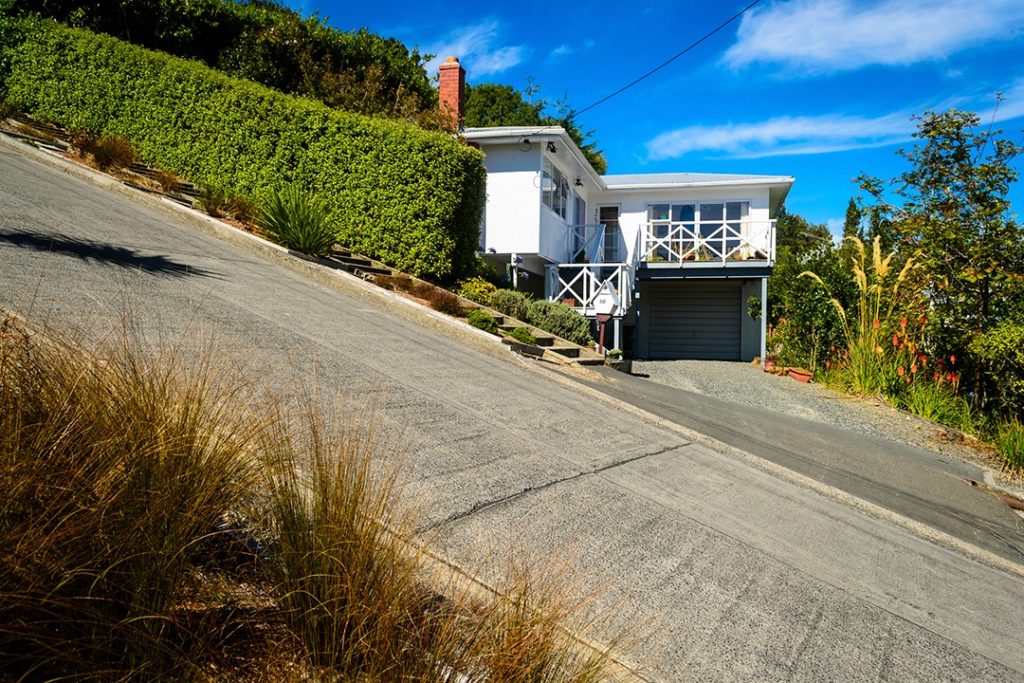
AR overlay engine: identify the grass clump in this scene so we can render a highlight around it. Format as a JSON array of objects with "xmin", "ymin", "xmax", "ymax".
[
  {"xmin": 0, "ymin": 316, "xmax": 260, "ymax": 680},
  {"xmin": 996, "ymin": 420, "xmax": 1024, "ymax": 474},
  {"xmin": 467, "ymin": 309, "xmax": 500, "ymax": 335},
  {"xmin": 259, "ymin": 185, "xmax": 337, "ymax": 257},
  {"xmin": 508, "ymin": 326, "xmax": 537, "ymax": 345},
  {"xmin": 373, "ymin": 274, "xmax": 414, "ymax": 292},
  {"xmin": 527, "ymin": 300, "xmax": 594, "ymax": 347},
  {"xmin": 0, "ymin": 313, "xmax": 624, "ymax": 680},
  {"xmin": 490, "ymin": 289, "xmax": 531, "ymax": 321},
  {"xmin": 68, "ymin": 131, "xmax": 137, "ymax": 171}
]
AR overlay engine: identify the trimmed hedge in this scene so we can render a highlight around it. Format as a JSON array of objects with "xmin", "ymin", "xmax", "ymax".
[
  {"xmin": 4, "ymin": 21, "xmax": 485, "ymax": 280},
  {"xmin": 489, "ymin": 289, "xmax": 530, "ymax": 322},
  {"xmin": 526, "ymin": 300, "xmax": 593, "ymax": 347}
]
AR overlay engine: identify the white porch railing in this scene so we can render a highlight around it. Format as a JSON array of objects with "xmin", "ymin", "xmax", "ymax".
[
  {"xmin": 545, "ymin": 262, "xmax": 634, "ymax": 318},
  {"xmin": 565, "ymin": 223, "xmax": 606, "ymax": 264},
  {"xmin": 643, "ymin": 219, "xmax": 776, "ymax": 265}
]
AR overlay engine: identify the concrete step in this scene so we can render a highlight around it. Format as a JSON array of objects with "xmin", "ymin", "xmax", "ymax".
[{"xmin": 546, "ymin": 345, "xmax": 581, "ymax": 359}]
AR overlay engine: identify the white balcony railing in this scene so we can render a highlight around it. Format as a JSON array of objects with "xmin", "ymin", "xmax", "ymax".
[
  {"xmin": 544, "ymin": 262, "xmax": 634, "ymax": 318},
  {"xmin": 643, "ymin": 219, "xmax": 776, "ymax": 265}
]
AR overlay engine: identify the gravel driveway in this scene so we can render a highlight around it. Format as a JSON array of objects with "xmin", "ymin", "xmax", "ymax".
[{"xmin": 632, "ymin": 359, "xmax": 1002, "ymax": 471}]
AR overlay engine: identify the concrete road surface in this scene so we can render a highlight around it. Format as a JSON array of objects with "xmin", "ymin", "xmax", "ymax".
[{"xmin": 2, "ymin": 138, "xmax": 1023, "ymax": 682}]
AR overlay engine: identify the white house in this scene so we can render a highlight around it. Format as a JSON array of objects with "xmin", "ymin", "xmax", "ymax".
[{"xmin": 440, "ymin": 58, "xmax": 794, "ymax": 361}]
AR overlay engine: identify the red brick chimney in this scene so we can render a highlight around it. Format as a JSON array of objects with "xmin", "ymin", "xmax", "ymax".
[{"xmin": 438, "ymin": 56, "xmax": 466, "ymax": 131}]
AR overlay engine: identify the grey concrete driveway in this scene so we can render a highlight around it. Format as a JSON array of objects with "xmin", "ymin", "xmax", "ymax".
[{"xmin": 2, "ymin": 138, "xmax": 1024, "ymax": 682}]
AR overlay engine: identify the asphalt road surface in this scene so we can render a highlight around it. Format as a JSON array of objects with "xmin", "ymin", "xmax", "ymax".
[{"xmin": 2, "ymin": 139, "xmax": 1023, "ymax": 682}]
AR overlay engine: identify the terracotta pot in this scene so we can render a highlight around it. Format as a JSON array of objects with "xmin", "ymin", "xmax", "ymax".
[
  {"xmin": 787, "ymin": 367, "xmax": 812, "ymax": 383},
  {"xmin": 763, "ymin": 359, "xmax": 776, "ymax": 372}
]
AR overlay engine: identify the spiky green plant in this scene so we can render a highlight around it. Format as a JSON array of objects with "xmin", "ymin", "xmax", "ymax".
[{"xmin": 258, "ymin": 186, "xmax": 337, "ymax": 256}]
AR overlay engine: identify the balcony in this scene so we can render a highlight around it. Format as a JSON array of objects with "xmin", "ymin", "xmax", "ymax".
[{"xmin": 642, "ymin": 219, "xmax": 776, "ymax": 266}]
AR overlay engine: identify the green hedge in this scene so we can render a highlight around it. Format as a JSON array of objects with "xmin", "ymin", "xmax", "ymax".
[
  {"xmin": 4, "ymin": 21, "xmax": 485, "ymax": 280},
  {"xmin": 526, "ymin": 300, "xmax": 593, "ymax": 347},
  {"xmin": 970, "ymin": 320, "xmax": 1024, "ymax": 416}
]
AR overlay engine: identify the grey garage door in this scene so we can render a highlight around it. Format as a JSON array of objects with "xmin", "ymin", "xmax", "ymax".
[{"xmin": 648, "ymin": 280, "xmax": 742, "ymax": 360}]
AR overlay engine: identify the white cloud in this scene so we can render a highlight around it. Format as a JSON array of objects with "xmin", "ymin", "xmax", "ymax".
[
  {"xmin": 423, "ymin": 20, "xmax": 526, "ymax": 77},
  {"xmin": 981, "ymin": 77, "xmax": 1024, "ymax": 123},
  {"xmin": 550, "ymin": 44, "xmax": 573, "ymax": 59},
  {"xmin": 724, "ymin": 0, "xmax": 1024, "ymax": 74},
  {"xmin": 647, "ymin": 111, "xmax": 913, "ymax": 160}
]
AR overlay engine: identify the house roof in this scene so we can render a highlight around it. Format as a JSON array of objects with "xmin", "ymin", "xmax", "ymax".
[
  {"xmin": 602, "ymin": 172, "xmax": 795, "ymax": 189},
  {"xmin": 463, "ymin": 127, "xmax": 795, "ymax": 212}
]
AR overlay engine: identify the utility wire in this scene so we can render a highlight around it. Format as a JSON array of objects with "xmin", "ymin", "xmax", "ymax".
[{"xmin": 520, "ymin": 0, "xmax": 763, "ymax": 139}]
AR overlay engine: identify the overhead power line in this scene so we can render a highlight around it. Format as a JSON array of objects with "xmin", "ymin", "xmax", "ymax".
[{"xmin": 521, "ymin": 0, "xmax": 763, "ymax": 139}]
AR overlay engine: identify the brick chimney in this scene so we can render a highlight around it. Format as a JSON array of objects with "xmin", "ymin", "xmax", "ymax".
[{"xmin": 438, "ymin": 56, "xmax": 466, "ymax": 131}]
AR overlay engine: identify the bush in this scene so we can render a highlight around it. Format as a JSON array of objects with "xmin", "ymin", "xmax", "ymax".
[
  {"xmin": 5, "ymin": 21, "xmax": 485, "ymax": 279},
  {"xmin": 508, "ymin": 326, "xmax": 537, "ymax": 344},
  {"xmin": 995, "ymin": 419, "xmax": 1024, "ymax": 473},
  {"xmin": 458, "ymin": 276, "xmax": 497, "ymax": 306},
  {"xmin": 467, "ymin": 309, "xmax": 499, "ymax": 335},
  {"xmin": 490, "ymin": 289, "xmax": 530, "ymax": 321},
  {"xmin": 970, "ymin": 320, "xmax": 1024, "ymax": 416},
  {"xmin": 526, "ymin": 299, "xmax": 593, "ymax": 346},
  {"xmin": 409, "ymin": 280, "xmax": 437, "ymax": 299},
  {"xmin": 258, "ymin": 185, "xmax": 336, "ymax": 256}
]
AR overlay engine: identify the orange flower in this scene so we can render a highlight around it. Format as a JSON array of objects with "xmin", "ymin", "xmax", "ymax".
[
  {"xmin": 897, "ymin": 366, "xmax": 905, "ymax": 376},
  {"xmin": 933, "ymin": 371, "xmax": 941, "ymax": 382},
  {"xmin": 918, "ymin": 354, "xmax": 927, "ymax": 365},
  {"xmin": 900, "ymin": 317, "xmax": 907, "ymax": 329},
  {"xmin": 910, "ymin": 363, "xmax": 918, "ymax": 373},
  {"xmin": 875, "ymin": 345, "xmax": 883, "ymax": 354},
  {"xmin": 892, "ymin": 334, "xmax": 900, "ymax": 347},
  {"xmin": 950, "ymin": 354, "xmax": 956, "ymax": 364},
  {"xmin": 919, "ymin": 314, "xmax": 927, "ymax": 325},
  {"xmin": 873, "ymin": 318, "xmax": 880, "ymax": 329}
]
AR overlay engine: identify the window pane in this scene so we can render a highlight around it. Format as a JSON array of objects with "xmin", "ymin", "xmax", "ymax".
[
  {"xmin": 701, "ymin": 203, "xmax": 723, "ymax": 221},
  {"xmin": 648, "ymin": 204, "xmax": 669, "ymax": 221},
  {"xmin": 726, "ymin": 201, "xmax": 748, "ymax": 220},
  {"xmin": 672, "ymin": 204, "xmax": 695, "ymax": 221}
]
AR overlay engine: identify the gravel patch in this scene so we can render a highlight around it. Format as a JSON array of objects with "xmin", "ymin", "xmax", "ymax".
[{"xmin": 633, "ymin": 359, "xmax": 1003, "ymax": 471}]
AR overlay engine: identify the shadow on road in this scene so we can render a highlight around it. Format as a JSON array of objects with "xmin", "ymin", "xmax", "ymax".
[{"xmin": 0, "ymin": 229, "xmax": 221, "ymax": 279}]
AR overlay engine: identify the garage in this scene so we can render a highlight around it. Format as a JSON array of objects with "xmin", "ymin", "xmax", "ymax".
[{"xmin": 644, "ymin": 279, "xmax": 743, "ymax": 360}]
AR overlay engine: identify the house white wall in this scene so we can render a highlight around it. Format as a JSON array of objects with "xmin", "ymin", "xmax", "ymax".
[
  {"xmin": 478, "ymin": 144, "xmax": 542, "ymax": 255},
  {"xmin": 477, "ymin": 140, "xmax": 602, "ymax": 266},
  {"xmin": 601, "ymin": 186, "xmax": 775, "ymax": 264}
]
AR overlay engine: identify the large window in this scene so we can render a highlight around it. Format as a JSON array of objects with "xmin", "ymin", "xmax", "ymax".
[
  {"xmin": 542, "ymin": 158, "xmax": 570, "ymax": 220},
  {"xmin": 647, "ymin": 202, "xmax": 749, "ymax": 260}
]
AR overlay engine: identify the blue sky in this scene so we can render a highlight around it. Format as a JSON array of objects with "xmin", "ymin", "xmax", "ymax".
[{"xmin": 293, "ymin": 0, "xmax": 1024, "ymax": 233}]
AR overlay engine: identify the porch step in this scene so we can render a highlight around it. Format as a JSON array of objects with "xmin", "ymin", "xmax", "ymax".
[{"xmin": 546, "ymin": 345, "xmax": 580, "ymax": 359}]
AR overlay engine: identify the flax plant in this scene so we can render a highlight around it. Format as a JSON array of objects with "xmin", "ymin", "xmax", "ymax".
[{"xmin": 801, "ymin": 236, "xmax": 917, "ymax": 395}]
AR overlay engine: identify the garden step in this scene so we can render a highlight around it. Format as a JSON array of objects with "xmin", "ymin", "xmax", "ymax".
[
  {"xmin": 333, "ymin": 255, "xmax": 373, "ymax": 268},
  {"xmin": 351, "ymin": 265, "xmax": 393, "ymax": 277},
  {"xmin": 546, "ymin": 345, "xmax": 581, "ymax": 359}
]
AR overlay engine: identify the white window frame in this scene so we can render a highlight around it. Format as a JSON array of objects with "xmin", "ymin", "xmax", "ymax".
[{"xmin": 541, "ymin": 156, "xmax": 570, "ymax": 221}]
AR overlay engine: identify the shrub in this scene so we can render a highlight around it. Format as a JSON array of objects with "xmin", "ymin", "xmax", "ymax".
[
  {"xmin": 467, "ymin": 309, "xmax": 499, "ymax": 335},
  {"xmin": 526, "ymin": 299, "xmax": 593, "ymax": 346},
  {"xmin": 5, "ymin": 21, "xmax": 485, "ymax": 279},
  {"xmin": 970, "ymin": 321, "xmax": 1024, "ymax": 417},
  {"xmin": 995, "ymin": 420, "xmax": 1024, "ymax": 473},
  {"xmin": 508, "ymin": 326, "xmax": 537, "ymax": 345},
  {"xmin": 458, "ymin": 276, "xmax": 497, "ymax": 306},
  {"xmin": 258, "ymin": 185, "xmax": 336, "ymax": 256},
  {"xmin": 490, "ymin": 289, "xmax": 530, "ymax": 321},
  {"xmin": 373, "ymin": 274, "xmax": 413, "ymax": 291}
]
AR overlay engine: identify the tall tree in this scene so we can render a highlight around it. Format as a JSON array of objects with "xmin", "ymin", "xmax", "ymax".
[
  {"xmin": 858, "ymin": 108, "xmax": 1024, "ymax": 402},
  {"xmin": 842, "ymin": 197, "xmax": 863, "ymax": 240}
]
